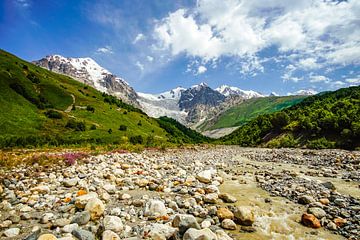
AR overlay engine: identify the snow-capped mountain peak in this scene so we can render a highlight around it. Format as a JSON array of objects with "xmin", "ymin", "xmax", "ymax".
[
  {"xmin": 33, "ymin": 55, "xmax": 138, "ymax": 106},
  {"xmin": 215, "ymin": 85, "xmax": 264, "ymax": 99}
]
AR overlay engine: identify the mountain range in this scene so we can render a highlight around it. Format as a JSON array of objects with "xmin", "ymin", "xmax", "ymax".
[{"xmin": 34, "ymin": 55, "xmax": 316, "ymax": 132}]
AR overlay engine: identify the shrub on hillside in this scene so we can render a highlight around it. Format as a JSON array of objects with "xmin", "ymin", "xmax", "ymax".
[
  {"xmin": 45, "ymin": 110, "xmax": 63, "ymax": 119},
  {"xmin": 65, "ymin": 119, "xmax": 86, "ymax": 131},
  {"xmin": 130, "ymin": 135, "xmax": 143, "ymax": 145},
  {"xmin": 119, "ymin": 125, "xmax": 127, "ymax": 131},
  {"xmin": 86, "ymin": 105, "xmax": 95, "ymax": 113}
]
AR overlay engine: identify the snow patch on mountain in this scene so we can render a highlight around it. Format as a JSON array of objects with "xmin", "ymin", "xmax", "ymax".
[
  {"xmin": 215, "ymin": 85, "xmax": 264, "ymax": 99},
  {"xmin": 289, "ymin": 89, "xmax": 318, "ymax": 96}
]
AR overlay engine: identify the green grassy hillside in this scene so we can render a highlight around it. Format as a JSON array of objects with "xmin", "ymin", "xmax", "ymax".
[
  {"xmin": 199, "ymin": 95, "xmax": 306, "ymax": 131},
  {"xmin": 0, "ymin": 50, "xmax": 207, "ymax": 148},
  {"xmin": 220, "ymin": 86, "xmax": 360, "ymax": 149}
]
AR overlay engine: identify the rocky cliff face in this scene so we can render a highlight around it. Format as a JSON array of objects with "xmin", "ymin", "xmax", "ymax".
[{"xmin": 33, "ymin": 55, "xmax": 139, "ymax": 106}]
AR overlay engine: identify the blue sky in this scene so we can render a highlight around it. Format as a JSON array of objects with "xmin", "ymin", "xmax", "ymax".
[{"xmin": 1, "ymin": 0, "xmax": 359, "ymax": 95}]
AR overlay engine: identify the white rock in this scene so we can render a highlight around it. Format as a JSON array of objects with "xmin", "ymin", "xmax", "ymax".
[
  {"xmin": 183, "ymin": 228, "xmax": 217, "ymax": 240},
  {"xmin": 196, "ymin": 170, "xmax": 216, "ymax": 183},
  {"xmin": 204, "ymin": 193, "xmax": 218, "ymax": 204},
  {"xmin": 144, "ymin": 200, "xmax": 167, "ymax": 218},
  {"xmin": 201, "ymin": 220, "xmax": 211, "ymax": 229},
  {"xmin": 84, "ymin": 198, "xmax": 105, "ymax": 220},
  {"xmin": 30, "ymin": 185, "xmax": 50, "ymax": 194},
  {"xmin": 3, "ymin": 228, "xmax": 20, "ymax": 237},
  {"xmin": 103, "ymin": 215, "xmax": 123, "ymax": 232},
  {"xmin": 221, "ymin": 219, "xmax": 236, "ymax": 230},
  {"xmin": 102, "ymin": 230, "xmax": 120, "ymax": 240},
  {"xmin": 63, "ymin": 178, "xmax": 78, "ymax": 187},
  {"xmin": 145, "ymin": 223, "xmax": 177, "ymax": 240},
  {"xmin": 103, "ymin": 184, "xmax": 116, "ymax": 194},
  {"xmin": 62, "ymin": 223, "xmax": 79, "ymax": 233}
]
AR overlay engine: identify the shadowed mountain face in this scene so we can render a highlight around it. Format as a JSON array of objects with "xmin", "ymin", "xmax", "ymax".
[{"xmin": 179, "ymin": 83, "xmax": 226, "ymax": 111}]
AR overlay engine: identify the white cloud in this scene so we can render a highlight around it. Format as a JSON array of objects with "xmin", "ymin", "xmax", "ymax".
[
  {"xmin": 135, "ymin": 61, "xmax": 144, "ymax": 71},
  {"xmin": 146, "ymin": 56, "xmax": 154, "ymax": 62},
  {"xmin": 298, "ymin": 58, "xmax": 319, "ymax": 70},
  {"xmin": 133, "ymin": 33, "xmax": 145, "ymax": 44},
  {"xmin": 15, "ymin": 0, "xmax": 30, "ymax": 8},
  {"xmin": 309, "ymin": 74, "xmax": 329, "ymax": 83},
  {"xmin": 197, "ymin": 66, "xmax": 207, "ymax": 75},
  {"xmin": 154, "ymin": 0, "xmax": 360, "ymax": 75},
  {"xmin": 96, "ymin": 46, "xmax": 113, "ymax": 54},
  {"xmin": 346, "ymin": 77, "xmax": 360, "ymax": 85}
]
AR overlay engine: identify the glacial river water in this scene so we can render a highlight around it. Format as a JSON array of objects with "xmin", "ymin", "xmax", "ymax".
[{"xmin": 218, "ymin": 156, "xmax": 355, "ymax": 240}]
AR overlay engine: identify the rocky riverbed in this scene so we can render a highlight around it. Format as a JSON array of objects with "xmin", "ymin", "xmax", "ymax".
[{"xmin": 0, "ymin": 146, "xmax": 359, "ymax": 240}]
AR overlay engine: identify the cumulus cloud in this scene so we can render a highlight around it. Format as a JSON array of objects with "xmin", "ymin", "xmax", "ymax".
[
  {"xmin": 96, "ymin": 46, "xmax": 113, "ymax": 54},
  {"xmin": 154, "ymin": 0, "xmax": 360, "ymax": 76},
  {"xmin": 309, "ymin": 74, "xmax": 329, "ymax": 83},
  {"xmin": 197, "ymin": 66, "xmax": 207, "ymax": 75}
]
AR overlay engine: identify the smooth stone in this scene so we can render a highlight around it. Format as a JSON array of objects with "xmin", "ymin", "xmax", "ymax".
[
  {"xmin": 216, "ymin": 208, "xmax": 234, "ymax": 220},
  {"xmin": 204, "ymin": 193, "xmax": 218, "ymax": 204},
  {"xmin": 183, "ymin": 228, "xmax": 217, "ymax": 240},
  {"xmin": 102, "ymin": 230, "xmax": 120, "ymax": 240},
  {"xmin": 3, "ymin": 228, "xmax": 20, "ymax": 237},
  {"xmin": 71, "ymin": 211, "xmax": 91, "ymax": 225},
  {"xmin": 219, "ymin": 193, "xmax": 237, "ymax": 203},
  {"xmin": 301, "ymin": 213, "xmax": 321, "ymax": 228},
  {"xmin": 37, "ymin": 234, "xmax": 58, "ymax": 240},
  {"xmin": 71, "ymin": 229, "xmax": 95, "ymax": 240},
  {"xmin": 84, "ymin": 198, "xmax": 105, "ymax": 220},
  {"xmin": 298, "ymin": 195, "xmax": 315, "ymax": 205},
  {"xmin": 63, "ymin": 223, "xmax": 79, "ymax": 233},
  {"xmin": 103, "ymin": 215, "xmax": 123, "ymax": 232},
  {"xmin": 63, "ymin": 179, "xmax": 78, "ymax": 187},
  {"xmin": 144, "ymin": 200, "xmax": 167, "ymax": 218},
  {"xmin": 196, "ymin": 170, "xmax": 215, "ymax": 183},
  {"xmin": 307, "ymin": 207, "xmax": 326, "ymax": 219},
  {"xmin": 221, "ymin": 219, "xmax": 237, "ymax": 230}
]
